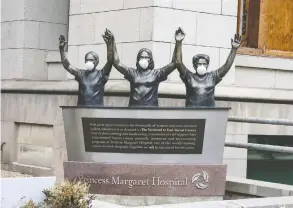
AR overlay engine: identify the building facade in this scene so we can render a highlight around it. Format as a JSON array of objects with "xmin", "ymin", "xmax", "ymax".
[{"xmin": 1, "ymin": 0, "xmax": 293, "ymax": 183}]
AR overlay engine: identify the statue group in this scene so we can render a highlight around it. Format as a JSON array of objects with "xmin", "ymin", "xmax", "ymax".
[{"xmin": 59, "ymin": 28, "xmax": 242, "ymax": 108}]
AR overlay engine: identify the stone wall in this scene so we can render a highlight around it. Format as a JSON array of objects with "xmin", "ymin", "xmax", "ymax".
[{"xmin": 67, "ymin": 0, "xmax": 238, "ymax": 84}]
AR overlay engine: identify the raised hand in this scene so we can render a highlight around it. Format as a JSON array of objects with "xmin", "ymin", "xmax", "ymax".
[
  {"xmin": 59, "ymin": 35, "xmax": 67, "ymax": 50},
  {"xmin": 231, "ymin": 34, "xmax": 242, "ymax": 49},
  {"xmin": 102, "ymin": 28, "xmax": 114, "ymax": 46},
  {"xmin": 175, "ymin": 27, "xmax": 185, "ymax": 43}
]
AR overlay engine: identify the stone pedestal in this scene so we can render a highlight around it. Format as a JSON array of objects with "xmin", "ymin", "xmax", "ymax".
[{"xmin": 61, "ymin": 107, "xmax": 229, "ymax": 206}]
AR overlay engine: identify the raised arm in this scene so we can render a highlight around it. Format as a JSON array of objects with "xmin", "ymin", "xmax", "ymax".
[
  {"xmin": 101, "ymin": 29, "xmax": 114, "ymax": 76},
  {"xmin": 175, "ymin": 28, "xmax": 188, "ymax": 75},
  {"xmin": 112, "ymin": 36, "xmax": 129, "ymax": 75},
  {"xmin": 217, "ymin": 34, "xmax": 242, "ymax": 78},
  {"xmin": 158, "ymin": 28, "xmax": 186, "ymax": 76},
  {"xmin": 59, "ymin": 35, "xmax": 78, "ymax": 76}
]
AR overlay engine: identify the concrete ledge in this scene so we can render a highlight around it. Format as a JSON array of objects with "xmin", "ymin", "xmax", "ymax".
[
  {"xmin": 2, "ymin": 80, "xmax": 293, "ymax": 103},
  {"xmin": 236, "ymin": 54, "xmax": 293, "ymax": 71},
  {"xmin": 5, "ymin": 162, "xmax": 54, "ymax": 176},
  {"xmin": 90, "ymin": 196, "xmax": 293, "ymax": 208},
  {"xmin": 226, "ymin": 176, "xmax": 293, "ymax": 197},
  {"xmin": 46, "ymin": 51, "xmax": 62, "ymax": 63}
]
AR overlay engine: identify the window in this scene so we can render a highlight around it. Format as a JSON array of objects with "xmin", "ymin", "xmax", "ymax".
[
  {"xmin": 237, "ymin": 0, "xmax": 293, "ymax": 58},
  {"xmin": 247, "ymin": 135, "xmax": 293, "ymax": 185}
]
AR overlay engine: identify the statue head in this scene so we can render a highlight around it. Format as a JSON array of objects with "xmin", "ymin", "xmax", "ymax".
[
  {"xmin": 84, "ymin": 51, "xmax": 99, "ymax": 71},
  {"xmin": 136, "ymin": 48, "xmax": 155, "ymax": 70},
  {"xmin": 192, "ymin": 54, "xmax": 210, "ymax": 76}
]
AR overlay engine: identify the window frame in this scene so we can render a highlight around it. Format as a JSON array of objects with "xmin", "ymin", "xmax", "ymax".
[{"xmin": 236, "ymin": 0, "xmax": 293, "ymax": 59}]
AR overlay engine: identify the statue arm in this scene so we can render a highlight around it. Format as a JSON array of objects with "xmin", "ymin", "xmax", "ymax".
[
  {"xmin": 175, "ymin": 40, "xmax": 188, "ymax": 76},
  {"xmin": 158, "ymin": 62, "xmax": 176, "ymax": 76},
  {"xmin": 113, "ymin": 40, "xmax": 129, "ymax": 75},
  {"xmin": 102, "ymin": 29, "xmax": 114, "ymax": 76},
  {"xmin": 59, "ymin": 35, "xmax": 78, "ymax": 76},
  {"xmin": 159, "ymin": 27, "xmax": 187, "ymax": 76},
  {"xmin": 217, "ymin": 47, "xmax": 237, "ymax": 78},
  {"xmin": 217, "ymin": 34, "xmax": 242, "ymax": 78}
]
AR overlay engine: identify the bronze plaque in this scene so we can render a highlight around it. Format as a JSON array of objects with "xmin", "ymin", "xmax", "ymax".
[{"xmin": 82, "ymin": 118, "xmax": 205, "ymax": 154}]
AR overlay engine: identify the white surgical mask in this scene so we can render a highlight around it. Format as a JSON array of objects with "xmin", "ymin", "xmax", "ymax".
[
  {"xmin": 139, "ymin": 59, "xmax": 149, "ymax": 70},
  {"xmin": 196, "ymin": 65, "xmax": 207, "ymax": 75},
  {"xmin": 85, "ymin": 61, "xmax": 94, "ymax": 70}
]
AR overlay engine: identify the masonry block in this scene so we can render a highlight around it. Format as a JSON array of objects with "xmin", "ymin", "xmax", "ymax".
[
  {"xmin": 17, "ymin": 144, "xmax": 53, "ymax": 168},
  {"xmin": 222, "ymin": 0, "xmax": 239, "ymax": 16},
  {"xmin": 70, "ymin": 0, "xmax": 81, "ymax": 15},
  {"xmin": 1, "ymin": 0, "xmax": 25, "ymax": 22},
  {"xmin": 1, "ymin": 22, "xmax": 25, "ymax": 49},
  {"xmin": 24, "ymin": 21, "xmax": 40, "ymax": 48},
  {"xmin": 124, "ymin": 0, "xmax": 153, "ymax": 8},
  {"xmin": 2, "ymin": 21, "xmax": 39, "ymax": 49},
  {"xmin": 69, "ymin": 14, "xmax": 95, "ymax": 45},
  {"xmin": 140, "ymin": 7, "xmax": 154, "ymax": 41},
  {"xmin": 1, "ymin": 49, "xmax": 23, "ymax": 79},
  {"xmin": 275, "ymin": 70, "xmax": 293, "ymax": 90},
  {"xmin": 53, "ymin": 125, "xmax": 67, "ymax": 149},
  {"xmin": 197, "ymin": 13, "xmax": 237, "ymax": 48},
  {"xmin": 39, "ymin": 23, "xmax": 68, "ymax": 50},
  {"xmin": 1, "ymin": 121, "xmax": 16, "ymax": 163},
  {"xmin": 95, "ymin": 9, "xmax": 141, "ymax": 44},
  {"xmin": 235, "ymin": 66, "xmax": 275, "ymax": 88},
  {"xmin": 24, "ymin": 0, "xmax": 69, "ymax": 24},
  {"xmin": 124, "ymin": 0, "xmax": 173, "ymax": 8},
  {"xmin": 173, "ymin": 0, "xmax": 222, "ymax": 14},
  {"xmin": 153, "ymin": 8, "xmax": 197, "ymax": 44},
  {"xmin": 154, "ymin": 0, "xmax": 173, "ymax": 7},
  {"xmin": 80, "ymin": 0, "xmax": 123, "ymax": 14},
  {"xmin": 17, "ymin": 123, "xmax": 54, "ymax": 148},
  {"xmin": 22, "ymin": 49, "xmax": 47, "ymax": 80},
  {"xmin": 1, "ymin": 142, "xmax": 15, "ymax": 164},
  {"xmin": 52, "ymin": 148, "xmax": 68, "ymax": 182}
]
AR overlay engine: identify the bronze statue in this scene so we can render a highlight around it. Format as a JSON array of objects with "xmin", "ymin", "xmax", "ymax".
[
  {"xmin": 175, "ymin": 28, "xmax": 242, "ymax": 107},
  {"xmin": 111, "ymin": 28, "xmax": 184, "ymax": 107},
  {"xmin": 59, "ymin": 29, "xmax": 114, "ymax": 106}
]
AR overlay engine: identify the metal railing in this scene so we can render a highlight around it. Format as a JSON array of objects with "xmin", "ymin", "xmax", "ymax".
[
  {"xmin": 225, "ymin": 116, "xmax": 293, "ymax": 154},
  {"xmin": 228, "ymin": 116, "xmax": 293, "ymax": 126}
]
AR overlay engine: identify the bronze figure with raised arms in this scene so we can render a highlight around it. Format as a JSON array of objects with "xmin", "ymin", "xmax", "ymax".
[
  {"xmin": 111, "ymin": 28, "xmax": 184, "ymax": 107},
  {"xmin": 59, "ymin": 29, "xmax": 114, "ymax": 106},
  {"xmin": 175, "ymin": 28, "xmax": 242, "ymax": 107}
]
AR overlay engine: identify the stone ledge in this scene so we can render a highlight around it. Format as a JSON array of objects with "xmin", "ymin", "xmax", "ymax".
[
  {"xmin": 6, "ymin": 162, "xmax": 53, "ymax": 177},
  {"xmin": 226, "ymin": 176, "xmax": 293, "ymax": 197},
  {"xmin": 90, "ymin": 196, "xmax": 293, "ymax": 208},
  {"xmin": 1, "ymin": 80, "xmax": 293, "ymax": 103},
  {"xmin": 235, "ymin": 54, "xmax": 293, "ymax": 72}
]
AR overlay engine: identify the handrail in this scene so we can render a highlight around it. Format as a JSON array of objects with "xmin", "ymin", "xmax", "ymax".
[
  {"xmin": 225, "ymin": 142, "xmax": 293, "ymax": 154},
  {"xmin": 228, "ymin": 116, "xmax": 293, "ymax": 126}
]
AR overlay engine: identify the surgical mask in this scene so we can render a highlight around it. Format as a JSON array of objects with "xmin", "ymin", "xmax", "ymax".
[
  {"xmin": 139, "ymin": 59, "xmax": 149, "ymax": 70},
  {"xmin": 85, "ymin": 61, "xmax": 94, "ymax": 70},
  {"xmin": 196, "ymin": 65, "xmax": 207, "ymax": 75}
]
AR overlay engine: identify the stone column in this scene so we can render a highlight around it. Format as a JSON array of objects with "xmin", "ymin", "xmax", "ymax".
[{"xmin": 1, "ymin": 0, "xmax": 69, "ymax": 80}]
